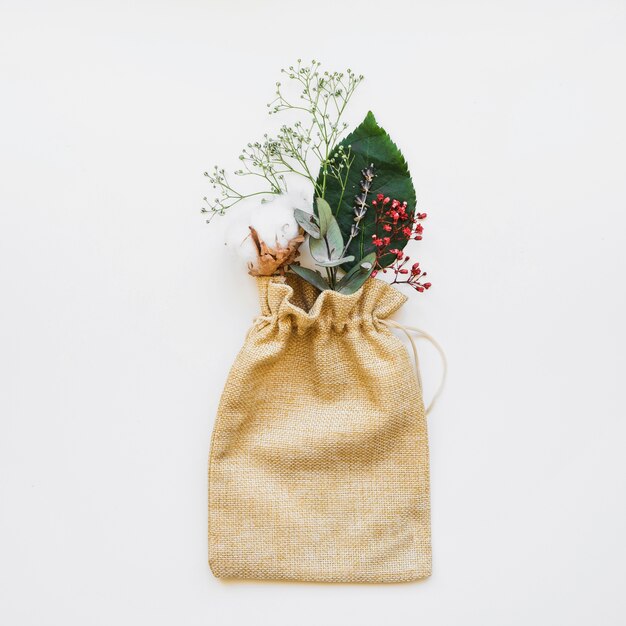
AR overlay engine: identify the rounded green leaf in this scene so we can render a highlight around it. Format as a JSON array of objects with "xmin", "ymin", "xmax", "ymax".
[
  {"xmin": 294, "ymin": 209, "xmax": 320, "ymax": 239},
  {"xmin": 335, "ymin": 253, "xmax": 376, "ymax": 295},
  {"xmin": 309, "ymin": 214, "xmax": 345, "ymax": 264},
  {"xmin": 288, "ymin": 264, "xmax": 328, "ymax": 291},
  {"xmin": 315, "ymin": 255, "xmax": 354, "ymax": 267},
  {"xmin": 315, "ymin": 197, "xmax": 333, "ymax": 238}
]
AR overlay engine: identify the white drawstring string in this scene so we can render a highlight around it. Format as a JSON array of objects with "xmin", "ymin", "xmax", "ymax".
[{"xmin": 380, "ymin": 319, "xmax": 447, "ymax": 416}]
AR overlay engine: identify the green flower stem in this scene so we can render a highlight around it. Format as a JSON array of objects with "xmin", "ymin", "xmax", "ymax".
[{"xmin": 204, "ymin": 60, "xmax": 363, "ymax": 222}]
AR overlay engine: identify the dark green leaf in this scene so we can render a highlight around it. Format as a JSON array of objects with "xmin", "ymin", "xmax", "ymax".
[
  {"xmin": 288, "ymin": 264, "xmax": 328, "ymax": 292},
  {"xmin": 317, "ymin": 111, "xmax": 416, "ymax": 269}
]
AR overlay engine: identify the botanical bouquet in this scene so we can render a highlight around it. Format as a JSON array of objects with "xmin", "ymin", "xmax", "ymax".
[
  {"xmin": 206, "ymin": 61, "xmax": 443, "ymax": 585},
  {"xmin": 204, "ymin": 59, "xmax": 431, "ymax": 296}
]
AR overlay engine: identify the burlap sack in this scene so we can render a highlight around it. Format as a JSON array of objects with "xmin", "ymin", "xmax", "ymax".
[{"xmin": 208, "ymin": 274, "xmax": 431, "ymax": 583}]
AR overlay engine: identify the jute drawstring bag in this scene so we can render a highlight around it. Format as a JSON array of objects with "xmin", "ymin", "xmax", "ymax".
[{"xmin": 208, "ymin": 274, "xmax": 433, "ymax": 583}]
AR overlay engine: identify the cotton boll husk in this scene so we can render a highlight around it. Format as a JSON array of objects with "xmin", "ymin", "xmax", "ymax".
[
  {"xmin": 225, "ymin": 185, "xmax": 313, "ymax": 270},
  {"xmin": 251, "ymin": 185, "xmax": 312, "ymax": 247}
]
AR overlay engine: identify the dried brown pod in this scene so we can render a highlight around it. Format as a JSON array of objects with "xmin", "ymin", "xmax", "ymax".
[{"xmin": 247, "ymin": 226, "xmax": 305, "ymax": 277}]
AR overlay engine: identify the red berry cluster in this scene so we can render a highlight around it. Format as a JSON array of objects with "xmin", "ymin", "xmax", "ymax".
[{"xmin": 370, "ymin": 194, "xmax": 431, "ymax": 292}]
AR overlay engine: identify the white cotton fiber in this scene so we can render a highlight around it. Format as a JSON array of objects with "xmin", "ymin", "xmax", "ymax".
[{"xmin": 225, "ymin": 184, "xmax": 313, "ymax": 270}]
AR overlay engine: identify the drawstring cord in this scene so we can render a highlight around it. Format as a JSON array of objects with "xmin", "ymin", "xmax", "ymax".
[{"xmin": 379, "ymin": 319, "xmax": 447, "ymax": 416}]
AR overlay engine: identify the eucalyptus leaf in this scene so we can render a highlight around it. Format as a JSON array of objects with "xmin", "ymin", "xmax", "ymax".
[
  {"xmin": 317, "ymin": 111, "xmax": 416, "ymax": 270},
  {"xmin": 309, "ymin": 235, "xmax": 330, "ymax": 263},
  {"xmin": 315, "ymin": 255, "xmax": 354, "ymax": 268},
  {"xmin": 288, "ymin": 264, "xmax": 328, "ymax": 292},
  {"xmin": 309, "ymin": 214, "xmax": 345, "ymax": 263},
  {"xmin": 324, "ymin": 214, "xmax": 344, "ymax": 257},
  {"xmin": 335, "ymin": 253, "xmax": 377, "ymax": 295},
  {"xmin": 294, "ymin": 209, "xmax": 320, "ymax": 239},
  {"xmin": 315, "ymin": 197, "xmax": 333, "ymax": 238}
]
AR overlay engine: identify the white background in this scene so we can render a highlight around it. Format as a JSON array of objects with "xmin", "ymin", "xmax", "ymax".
[{"xmin": 1, "ymin": 1, "xmax": 625, "ymax": 624}]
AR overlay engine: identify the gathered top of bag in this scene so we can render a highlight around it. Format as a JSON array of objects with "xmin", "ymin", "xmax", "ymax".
[{"xmin": 256, "ymin": 275, "xmax": 408, "ymax": 333}]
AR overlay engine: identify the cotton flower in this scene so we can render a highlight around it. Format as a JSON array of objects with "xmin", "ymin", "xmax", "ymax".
[{"xmin": 225, "ymin": 186, "xmax": 312, "ymax": 275}]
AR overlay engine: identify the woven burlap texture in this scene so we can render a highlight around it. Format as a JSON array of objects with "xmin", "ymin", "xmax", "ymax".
[{"xmin": 208, "ymin": 274, "xmax": 431, "ymax": 583}]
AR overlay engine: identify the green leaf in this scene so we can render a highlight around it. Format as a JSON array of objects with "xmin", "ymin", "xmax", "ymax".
[
  {"xmin": 315, "ymin": 255, "xmax": 354, "ymax": 267},
  {"xmin": 288, "ymin": 264, "xmax": 328, "ymax": 291},
  {"xmin": 317, "ymin": 111, "xmax": 416, "ymax": 269},
  {"xmin": 315, "ymin": 197, "xmax": 333, "ymax": 238},
  {"xmin": 294, "ymin": 209, "xmax": 320, "ymax": 239},
  {"xmin": 325, "ymin": 214, "xmax": 345, "ymax": 257},
  {"xmin": 309, "ymin": 214, "xmax": 345, "ymax": 264},
  {"xmin": 335, "ymin": 253, "xmax": 376, "ymax": 295}
]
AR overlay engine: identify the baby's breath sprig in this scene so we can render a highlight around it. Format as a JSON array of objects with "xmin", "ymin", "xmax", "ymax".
[
  {"xmin": 269, "ymin": 60, "xmax": 363, "ymax": 197},
  {"xmin": 203, "ymin": 60, "xmax": 363, "ymax": 223},
  {"xmin": 202, "ymin": 167, "xmax": 276, "ymax": 222}
]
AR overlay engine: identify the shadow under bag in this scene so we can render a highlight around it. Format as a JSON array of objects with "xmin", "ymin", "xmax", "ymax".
[{"xmin": 208, "ymin": 275, "xmax": 432, "ymax": 583}]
